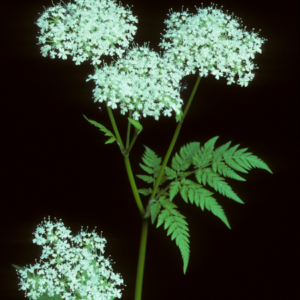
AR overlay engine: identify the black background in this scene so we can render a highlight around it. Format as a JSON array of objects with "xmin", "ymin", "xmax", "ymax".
[{"xmin": 2, "ymin": 0, "xmax": 299, "ymax": 299}]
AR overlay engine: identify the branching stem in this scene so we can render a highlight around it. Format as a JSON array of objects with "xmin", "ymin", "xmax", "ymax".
[{"xmin": 106, "ymin": 75, "xmax": 201, "ymax": 300}]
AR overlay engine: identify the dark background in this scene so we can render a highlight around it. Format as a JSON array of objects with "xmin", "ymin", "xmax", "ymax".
[{"xmin": 2, "ymin": 0, "xmax": 299, "ymax": 299}]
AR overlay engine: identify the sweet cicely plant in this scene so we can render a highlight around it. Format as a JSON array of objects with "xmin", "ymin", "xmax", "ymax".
[{"xmin": 12, "ymin": 1, "xmax": 272, "ymax": 299}]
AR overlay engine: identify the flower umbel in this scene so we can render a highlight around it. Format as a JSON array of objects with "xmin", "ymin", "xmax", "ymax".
[
  {"xmin": 159, "ymin": 3, "xmax": 267, "ymax": 87},
  {"xmin": 86, "ymin": 42, "xmax": 185, "ymax": 121},
  {"xmin": 35, "ymin": 0, "xmax": 138, "ymax": 66},
  {"xmin": 16, "ymin": 216, "xmax": 125, "ymax": 300}
]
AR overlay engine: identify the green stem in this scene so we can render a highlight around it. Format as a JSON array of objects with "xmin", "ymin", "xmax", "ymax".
[
  {"xmin": 149, "ymin": 75, "xmax": 201, "ymax": 201},
  {"xmin": 106, "ymin": 103, "xmax": 145, "ymax": 216},
  {"xmin": 124, "ymin": 128, "xmax": 139, "ymax": 157},
  {"xmin": 106, "ymin": 104, "xmax": 125, "ymax": 152},
  {"xmin": 126, "ymin": 110, "xmax": 132, "ymax": 149},
  {"xmin": 134, "ymin": 218, "xmax": 149, "ymax": 300},
  {"xmin": 124, "ymin": 156, "xmax": 145, "ymax": 216}
]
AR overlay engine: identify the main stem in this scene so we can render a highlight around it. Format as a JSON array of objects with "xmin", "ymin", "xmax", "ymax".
[{"xmin": 134, "ymin": 218, "xmax": 148, "ymax": 300}]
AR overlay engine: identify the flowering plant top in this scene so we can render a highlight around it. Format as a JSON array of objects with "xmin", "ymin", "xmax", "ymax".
[{"xmin": 35, "ymin": 1, "xmax": 266, "ymax": 121}]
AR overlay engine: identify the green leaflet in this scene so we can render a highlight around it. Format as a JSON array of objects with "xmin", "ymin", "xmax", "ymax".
[
  {"xmin": 203, "ymin": 196, "xmax": 231, "ymax": 229},
  {"xmin": 83, "ymin": 115, "xmax": 117, "ymax": 144},
  {"xmin": 180, "ymin": 179, "xmax": 230, "ymax": 228},
  {"xmin": 136, "ymin": 174, "xmax": 154, "ymax": 184},
  {"xmin": 164, "ymin": 166, "xmax": 177, "ymax": 180},
  {"xmin": 175, "ymin": 108, "xmax": 184, "ymax": 122},
  {"xmin": 192, "ymin": 136, "xmax": 218, "ymax": 169},
  {"xmin": 155, "ymin": 197, "xmax": 190, "ymax": 274},
  {"xmin": 137, "ymin": 188, "xmax": 153, "ymax": 196},
  {"xmin": 136, "ymin": 145, "xmax": 167, "ymax": 187},
  {"xmin": 171, "ymin": 142, "xmax": 200, "ymax": 172},
  {"xmin": 195, "ymin": 167, "xmax": 244, "ymax": 203},
  {"xmin": 128, "ymin": 117, "xmax": 143, "ymax": 133},
  {"xmin": 170, "ymin": 181, "xmax": 181, "ymax": 201},
  {"xmin": 150, "ymin": 199, "xmax": 162, "ymax": 224}
]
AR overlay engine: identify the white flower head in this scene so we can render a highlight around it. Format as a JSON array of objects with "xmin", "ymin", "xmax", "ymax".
[
  {"xmin": 16, "ymin": 216, "xmax": 125, "ymax": 300},
  {"xmin": 35, "ymin": 0, "xmax": 138, "ymax": 65},
  {"xmin": 86, "ymin": 42, "xmax": 186, "ymax": 121},
  {"xmin": 159, "ymin": 3, "xmax": 267, "ymax": 87}
]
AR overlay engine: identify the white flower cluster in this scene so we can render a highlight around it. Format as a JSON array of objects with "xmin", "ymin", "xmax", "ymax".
[
  {"xmin": 35, "ymin": 0, "xmax": 138, "ymax": 65},
  {"xmin": 16, "ymin": 217, "xmax": 125, "ymax": 300},
  {"xmin": 86, "ymin": 43, "xmax": 185, "ymax": 121},
  {"xmin": 159, "ymin": 3, "xmax": 267, "ymax": 87},
  {"xmin": 35, "ymin": 1, "xmax": 267, "ymax": 121}
]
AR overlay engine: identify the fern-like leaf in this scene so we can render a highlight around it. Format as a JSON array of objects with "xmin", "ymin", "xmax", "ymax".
[
  {"xmin": 83, "ymin": 115, "xmax": 117, "ymax": 144},
  {"xmin": 136, "ymin": 145, "xmax": 164, "ymax": 185},
  {"xmin": 196, "ymin": 168, "xmax": 244, "ymax": 203},
  {"xmin": 141, "ymin": 145, "xmax": 162, "ymax": 176},
  {"xmin": 179, "ymin": 178, "xmax": 230, "ymax": 227},
  {"xmin": 222, "ymin": 144, "xmax": 273, "ymax": 174},
  {"xmin": 156, "ymin": 197, "xmax": 190, "ymax": 274},
  {"xmin": 212, "ymin": 160, "xmax": 246, "ymax": 181}
]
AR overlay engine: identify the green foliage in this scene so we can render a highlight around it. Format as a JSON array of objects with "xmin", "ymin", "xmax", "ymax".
[
  {"xmin": 154, "ymin": 197, "xmax": 190, "ymax": 274},
  {"xmin": 175, "ymin": 108, "xmax": 184, "ymax": 122},
  {"xmin": 171, "ymin": 142, "xmax": 200, "ymax": 172},
  {"xmin": 180, "ymin": 179, "xmax": 230, "ymax": 228},
  {"xmin": 137, "ymin": 138, "xmax": 272, "ymax": 273},
  {"xmin": 137, "ymin": 187, "xmax": 153, "ymax": 196},
  {"xmin": 136, "ymin": 145, "xmax": 168, "ymax": 187},
  {"xmin": 128, "ymin": 117, "xmax": 143, "ymax": 133},
  {"xmin": 83, "ymin": 115, "xmax": 117, "ymax": 144}
]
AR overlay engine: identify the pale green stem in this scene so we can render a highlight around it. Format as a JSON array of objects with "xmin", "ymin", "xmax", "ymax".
[
  {"xmin": 106, "ymin": 104, "xmax": 125, "ymax": 152},
  {"xmin": 134, "ymin": 218, "xmax": 149, "ymax": 300},
  {"xmin": 126, "ymin": 110, "xmax": 133, "ymax": 149},
  {"xmin": 123, "ymin": 156, "xmax": 145, "ymax": 216},
  {"xmin": 106, "ymin": 103, "xmax": 145, "ymax": 217},
  {"xmin": 124, "ymin": 127, "xmax": 139, "ymax": 157}
]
